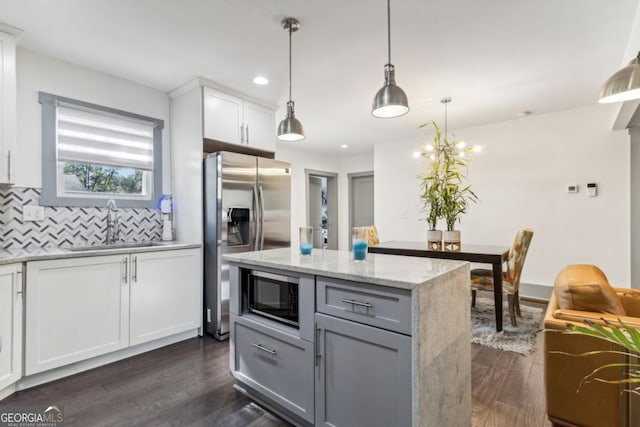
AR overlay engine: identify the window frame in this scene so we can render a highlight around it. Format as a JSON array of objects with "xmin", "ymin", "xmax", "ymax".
[{"xmin": 39, "ymin": 92, "xmax": 164, "ymax": 208}]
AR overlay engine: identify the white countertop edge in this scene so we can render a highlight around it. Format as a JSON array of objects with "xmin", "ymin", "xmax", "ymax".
[
  {"xmin": 0, "ymin": 241, "xmax": 202, "ymax": 265},
  {"xmin": 224, "ymin": 248, "xmax": 468, "ymax": 291}
]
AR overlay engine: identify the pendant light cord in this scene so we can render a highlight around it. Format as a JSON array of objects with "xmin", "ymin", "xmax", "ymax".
[
  {"xmin": 288, "ymin": 24, "xmax": 292, "ymax": 102},
  {"xmin": 387, "ymin": 0, "xmax": 391, "ymax": 65},
  {"xmin": 444, "ymin": 100, "xmax": 448, "ymax": 141}
]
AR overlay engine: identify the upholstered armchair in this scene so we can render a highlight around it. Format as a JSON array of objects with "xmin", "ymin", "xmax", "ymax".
[{"xmin": 545, "ymin": 264, "xmax": 640, "ymax": 427}]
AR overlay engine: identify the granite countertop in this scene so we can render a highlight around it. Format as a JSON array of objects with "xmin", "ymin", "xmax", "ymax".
[
  {"xmin": 224, "ymin": 248, "xmax": 467, "ymax": 290},
  {"xmin": 0, "ymin": 241, "xmax": 201, "ymax": 265}
]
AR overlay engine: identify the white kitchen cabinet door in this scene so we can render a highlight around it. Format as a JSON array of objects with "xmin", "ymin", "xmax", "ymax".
[
  {"xmin": 203, "ymin": 87, "xmax": 244, "ymax": 145},
  {"xmin": 0, "ymin": 30, "xmax": 17, "ymax": 184},
  {"xmin": 129, "ymin": 249, "xmax": 200, "ymax": 346},
  {"xmin": 25, "ymin": 255, "xmax": 129, "ymax": 375},
  {"xmin": 0, "ymin": 264, "xmax": 22, "ymax": 391},
  {"xmin": 244, "ymin": 101, "xmax": 275, "ymax": 152}
]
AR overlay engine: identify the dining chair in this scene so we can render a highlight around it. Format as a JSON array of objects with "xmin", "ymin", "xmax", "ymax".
[
  {"xmin": 470, "ymin": 228, "xmax": 534, "ymax": 327},
  {"xmin": 366, "ymin": 225, "xmax": 380, "ymax": 246}
]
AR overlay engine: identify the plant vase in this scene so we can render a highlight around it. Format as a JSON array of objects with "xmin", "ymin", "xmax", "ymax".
[
  {"xmin": 427, "ymin": 229, "xmax": 443, "ymax": 251},
  {"xmin": 444, "ymin": 230, "xmax": 461, "ymax": 252}
]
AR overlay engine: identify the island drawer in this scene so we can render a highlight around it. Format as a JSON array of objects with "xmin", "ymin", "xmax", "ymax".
[
  {"xmin": 230, "ymin": 315, "xmax": 314, "ymax": 423},
  {"xmin": 316, "ymin": 277, "xmax": 412, "ymax": 335}
]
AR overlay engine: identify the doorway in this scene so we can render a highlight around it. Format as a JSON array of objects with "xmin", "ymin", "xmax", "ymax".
[
  {"xmin": 305, "ymin": 169, "xmax": 338, "ymax": 250},
  {"xmin": 349, "ymin": 172, "xmax": 374, "ymax": 246}
]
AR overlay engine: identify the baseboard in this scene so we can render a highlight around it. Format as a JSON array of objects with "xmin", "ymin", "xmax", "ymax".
[
  {"xmin": 15, "ymin": 329, "xmax": 198, "ymax": 392},
  {"xmin": 520, "ymin": 282, "xmax": 552, "ymax": 302}
]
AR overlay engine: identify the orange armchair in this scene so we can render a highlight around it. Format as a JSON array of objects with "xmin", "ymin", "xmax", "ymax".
[{"xmin": 545, "ymin": 265, "xmax": 640, "ymax": 427}]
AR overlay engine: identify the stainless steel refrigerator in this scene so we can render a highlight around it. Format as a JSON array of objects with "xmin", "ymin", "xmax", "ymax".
[{"xmin": 204, "ymin": 151, "xmax": 291, "ymax": 339}]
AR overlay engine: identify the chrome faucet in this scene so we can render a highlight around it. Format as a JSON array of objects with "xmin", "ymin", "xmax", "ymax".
[{"xmin": 106, "ymin": 199, "xmax": 120, "ymax": 245}]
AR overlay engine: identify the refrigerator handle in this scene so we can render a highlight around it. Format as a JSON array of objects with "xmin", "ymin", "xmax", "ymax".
[
  {"xmin": 253, "ymin": 185, "xmax": 260, "ymax": 250},
  {"xmin": 258, "ymin": 185, "xmax": 265, "ymax": 250}
]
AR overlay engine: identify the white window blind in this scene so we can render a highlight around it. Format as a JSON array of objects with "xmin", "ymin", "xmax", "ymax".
[{"xmin": 56, "ymin": 105, "xmax": 155, "ymax": 171}]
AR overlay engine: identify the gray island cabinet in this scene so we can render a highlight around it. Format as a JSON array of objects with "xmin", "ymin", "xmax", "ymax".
[{"xmin": 224, "ymin": 248, "xmax": 471, "ymax": 427}]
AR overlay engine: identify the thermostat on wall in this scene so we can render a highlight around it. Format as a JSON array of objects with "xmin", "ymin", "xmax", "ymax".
[
  {"xmin": 587, "ymin": 183, "xmax": 597, "ymax": 197},
  {"xmin": 567, "ymin": 185, "xmax": 578, "ymax": 193}
]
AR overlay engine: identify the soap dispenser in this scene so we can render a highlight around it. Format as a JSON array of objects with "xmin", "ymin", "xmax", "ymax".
[{"xmin": 160, "ymin": 195, "xmax": 174, "ymax": 241}]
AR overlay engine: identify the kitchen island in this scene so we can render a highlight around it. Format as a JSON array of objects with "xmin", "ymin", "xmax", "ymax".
[{"xmin": 224, "ymin": 248, "xmax": 471, "ymax": 427}]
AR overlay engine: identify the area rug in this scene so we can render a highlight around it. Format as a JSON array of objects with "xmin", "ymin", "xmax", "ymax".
[{"xmin": 471, "ymin": 297, "xmax": 544, "ymax": 355}]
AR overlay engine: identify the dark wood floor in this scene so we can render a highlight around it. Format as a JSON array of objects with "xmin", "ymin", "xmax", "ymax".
[{"xmin": 3, "ymin": 301, "xmax": 551, "ymax": 427}]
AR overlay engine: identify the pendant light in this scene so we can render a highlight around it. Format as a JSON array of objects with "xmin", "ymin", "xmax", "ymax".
[
  {"xmin": 277, "ymin": 17, "xmax": 305, "ymax": 141},
  {"xmin": 371, "ymin": 0, "xmax": 409, "ymax": 118},
  {"xmin": 599, "ymin": 51, "xmax": 640, "ymax": 103}
]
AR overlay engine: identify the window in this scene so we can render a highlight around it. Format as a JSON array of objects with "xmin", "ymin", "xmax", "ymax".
[{"xmin": 39, "ymin": 92, "xmax": 163, "ymax": 208}]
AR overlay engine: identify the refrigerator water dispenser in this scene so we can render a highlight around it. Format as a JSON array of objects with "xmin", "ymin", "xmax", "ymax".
[{"xmin": 226, "ymin": 208, "xmax": 250, "ymax": 246}]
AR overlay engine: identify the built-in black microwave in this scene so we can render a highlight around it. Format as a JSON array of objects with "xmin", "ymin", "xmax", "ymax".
[{"xmin": 243, "ymin": 269, "xmax": 299, "ymax": 328}]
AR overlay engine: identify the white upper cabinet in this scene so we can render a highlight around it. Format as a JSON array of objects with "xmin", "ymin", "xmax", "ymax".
[
  {"xmin": 0, "ymin": 29, "xmax": 17, "ymax": 184},
  {"xmin": 203, "ymin": 87, "xmax": 276, "ymax": 152},
  {"xmin": 243, "ymin": 101, "xmax": 276, "ymax": 152},
  {"xmin": 203, "ymin": 88, "xmax": 244, "ymax": 145}
]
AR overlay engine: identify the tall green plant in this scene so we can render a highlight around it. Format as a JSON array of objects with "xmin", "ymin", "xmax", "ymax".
[
  {"xmin": 419, "ymin": 122, "xmax": 443, "ymax": 230},
  {"xmin": 418, "ymin": 121, "xmax": 477, "ymax": 231}
]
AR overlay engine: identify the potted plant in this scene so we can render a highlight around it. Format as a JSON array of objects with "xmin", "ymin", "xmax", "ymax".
[
  {"xmin": 419, "ymin": 124, "xmax": 444, "ymax": 250},
  {"xmin": 418, "ymin": 120, "xmax": 477, "ymax": 251}
]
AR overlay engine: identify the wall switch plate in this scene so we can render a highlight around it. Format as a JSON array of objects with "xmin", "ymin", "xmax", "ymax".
[
  {"xmin": 567, "ymin": 185, "xmax": 578, "ymax": 193},
  {"xmin": 587, "ymin": 183, "xmax": 597, "ymax": 197},
  {"xmin": 23, "ymin": 205, "xmax": 45, "ymax": 221}
]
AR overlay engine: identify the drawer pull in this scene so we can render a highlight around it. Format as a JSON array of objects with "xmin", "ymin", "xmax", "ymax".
[
  {"xmin": 341, "ymin": 299, "xmax": 373, "ymax": 309},
  {"xmin": 251, "ymin": 342, "xmax": 276, "ymax": 355}
]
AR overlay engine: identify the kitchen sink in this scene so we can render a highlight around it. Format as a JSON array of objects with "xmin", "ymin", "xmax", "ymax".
[{"xmin": 67, "ymin": 242, "xmax": 163, "ymax": 252}]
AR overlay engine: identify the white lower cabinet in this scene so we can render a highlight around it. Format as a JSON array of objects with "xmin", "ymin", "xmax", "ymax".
[
  {"xmin": 25, "ymin": 248, "xmax": 201, "ymax": 375},
  {"xmin": 129, "ymin": 249, "xmax": 200, "ymax": 346},
  {"xmin": 25, "ymin": 255, "xmax": 129, "ymax": 375},
  {"xmin": 0, "ymin": 263, "xmax": 22, "ymax": 391}
]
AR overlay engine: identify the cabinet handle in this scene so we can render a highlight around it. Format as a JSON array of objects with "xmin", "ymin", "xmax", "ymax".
[
  {"xmin": 133, "ymin": 256, "xmax": 138, "ymax": 282},
  {"xmin": 245, "ymin": 124, "xmax": 249, "ymax": 144},
  {"xmin": 240, "ymin": 124, "xmax": 245, "ymax": 143},
  {"xmin": 16, "ymin": 271, "xmax": 23, "ymax": 296},
  {"xmin": 251, "ymin": 343, "xmax": 276, "ymax": 355},
  {"xmin": 315, "ymin": 325, "xmax": 322, "ymax": 367},
  {"xmin": 7, "ymin": 150, "xmax": 11, "ymax": 182},
  {"xmin": 341, "ymin": 299, "xmax": 373, "ymax": 309},
  {"xmin": 123, "ymin": 258, "xmax": 128, "ymax": 284}
]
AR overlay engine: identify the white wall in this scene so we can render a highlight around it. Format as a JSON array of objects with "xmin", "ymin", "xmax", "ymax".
[
  {"xmin": 375, "ymin": 103, "xmax": 630, "ymax": 289},
  {"xmin": 15, "ymin": 48, "xmax": 172, "ymax": 191},
  {"xmin": 275, "ymin": 145, "xmax": 373, "ymax": 251},
  {"xmin": 630, "ymin": 127, "xmax": 640, "ymax": 289}
]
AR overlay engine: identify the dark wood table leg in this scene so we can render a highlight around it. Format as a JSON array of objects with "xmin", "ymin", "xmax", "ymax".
[{"xmin": 492, "ymin": 262, "xmax": 503, "ymax": 332}]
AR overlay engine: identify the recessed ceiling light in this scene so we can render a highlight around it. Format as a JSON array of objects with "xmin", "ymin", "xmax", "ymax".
[
  {"xmin": 340, "ymin": 144, "xmax": 348, "ymax": 149},
  {"xmin": 253, "ymin": 76, "xmax": 269, "ymax": 85}
]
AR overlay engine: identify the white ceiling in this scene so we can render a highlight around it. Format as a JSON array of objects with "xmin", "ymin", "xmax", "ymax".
[{"xmin": 1, "ymin": 0, "xmax": 638, "ymax": 154}]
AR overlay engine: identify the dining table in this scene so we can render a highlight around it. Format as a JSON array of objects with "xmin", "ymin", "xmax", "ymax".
[{"xmin": 369, "ymin": 241, "xmax": 510, "ymax": 332}]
